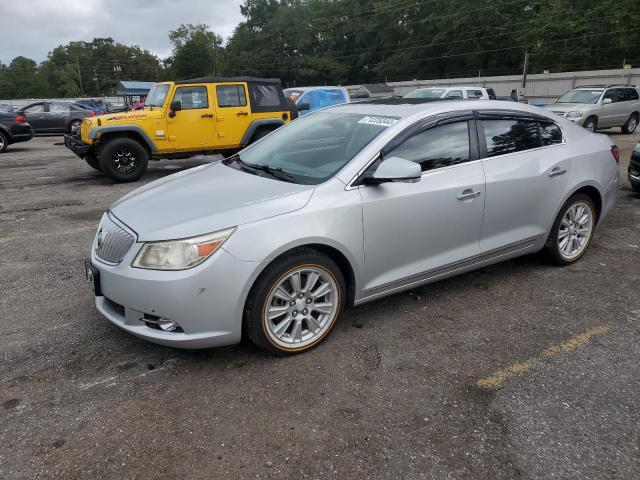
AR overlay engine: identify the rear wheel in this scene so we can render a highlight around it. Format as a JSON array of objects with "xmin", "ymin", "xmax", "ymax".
[
  {"xmin": 98, "ymin": 137, "xmax": 148, "ymax": 182},
  {"xmin": 631, "ymin": 181, "xmax": 640, "ymax": 193},
  {"xmin": 244, "ymin": 248, "xmax": 346, "ymax": 355},
  {"xmin": 0, "ymin": 131, "xmax": 8, "ymax": 153},
  {"xmin": 622, "ymin": 114, "xmax": 638, "ymax": 134},
  {"xmin": 583, "ymin": 116, "xmax": 597, "ymax": 132},
  {"xmin": 249, "ymin": 128, "xmax": 273, "ymax": 144},
  {"xmin": 543, "ymin": 193, "xmax": 596, "ymax": 266}
]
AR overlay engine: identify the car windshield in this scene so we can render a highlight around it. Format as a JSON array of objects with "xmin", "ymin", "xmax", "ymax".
[
  {"xmin": 146, "ymin": 84, "xmax": 170, "ymax": 107},
  {"xmin": 284, "ymin": 89, "xmax": 305, "ymax": 101},
  {"xmin": 230, "ymin": 112, "xmax": 398, "ymax": 185},
  {"xmin": 404, "ymin": 89, "xmax": 445, "ymax": 99},
  {"xmin": 556, "ymin": 89, "xmax": 603, "ymax": 104}
]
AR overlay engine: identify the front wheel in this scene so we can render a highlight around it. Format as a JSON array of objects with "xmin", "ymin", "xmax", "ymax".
[
  {"xmin": 0, "ymin": 131, "xmax": 8, "ymax": 153},
  {"xmin": 543, "ymin": 193, "xmax": 596, "ymax": 266},
  {"xmin": 583, "ymin": 117, "xmax": 597, "ymax": 132},
  {"xmin": 244, "ymin": 248, "xmax": 346, "ymax": 355},
  {"xmin": 69, "ymin": 120, "xmax": 82, "ymax": 136},
  {"xmin": 84, "ymin": 153, "xmax": 101, "ymax": 171},
  {"xmin": 98, "ymin": 138, "xmax": 148, "ymax": 182}
]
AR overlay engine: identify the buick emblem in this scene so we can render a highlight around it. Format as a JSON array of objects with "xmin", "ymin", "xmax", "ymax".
[{"xmin": 96, "ymin": 228, "xmax": 103, "ymax": 249}]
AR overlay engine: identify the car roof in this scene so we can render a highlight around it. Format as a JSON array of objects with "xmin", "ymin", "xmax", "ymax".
[
  {"xmin": 413, "ymin": 86, "xmax": 485, "ymax": 90},
  {"xmin": 174, "ymin": 76, "xmax": 281, "ymax": 85},
  {"xmin": 285, "ymin": 86, "xmax": 345, "ymax": 91},
  {"xmin": 327, "ymin": 98, "xmax": 551, "ymax": 120}
]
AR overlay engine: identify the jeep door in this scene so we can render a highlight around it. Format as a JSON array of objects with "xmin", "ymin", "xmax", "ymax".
[
  {"xmin": 214, "ymin": 83, "xmax": 251, "ymax": 146},
  {"xmin": 166, "ymin": 84, "xmax": 216, "ymax": 151}
]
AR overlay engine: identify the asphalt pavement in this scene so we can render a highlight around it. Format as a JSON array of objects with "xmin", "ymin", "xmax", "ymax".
[{"xmin": 1, "ymin": 130, "xmax": 639, "ymax": 479}]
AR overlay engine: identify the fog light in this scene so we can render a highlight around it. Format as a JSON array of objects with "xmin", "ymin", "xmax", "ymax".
[
  {"xmin": 158, "ymin": 319, "xmax": 178, "ymax": 332},
  {"xmin": 142, "ymin": 314, "xmax": 180, "ymax": 332}
]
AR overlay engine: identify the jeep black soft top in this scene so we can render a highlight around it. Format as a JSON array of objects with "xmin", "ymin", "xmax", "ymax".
[{"xmin": 175, "ymin": 76, "xmax": 290, "ymax": 114}]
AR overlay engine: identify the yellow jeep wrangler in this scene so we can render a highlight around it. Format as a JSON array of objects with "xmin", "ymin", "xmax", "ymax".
[{"xmin": 64, "ymin": 77, "xmax": 295, "ymax": 182}]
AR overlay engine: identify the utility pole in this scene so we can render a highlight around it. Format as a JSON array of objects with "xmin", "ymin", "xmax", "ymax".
[
  {"xmin": 521, "ymin": 50, "xmax": 530, "ymax": 99},
  {"xmin": 76, "ymin": 57, "xmax": 84, "ymax": 96},
  {"xmin": 93, "ymin": 68, "xmax": 100, "ymax": 96},
  {"xmin": 113, "ymin": 60, "xmax": 122, "ymax": 82}
]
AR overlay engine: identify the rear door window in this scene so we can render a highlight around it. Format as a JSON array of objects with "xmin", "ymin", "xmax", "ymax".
[
  {"xmin": 445, "ymin": 90, "xmax": 463, "ymax": 99},
  {"xmin": 50, "ymin": 102, "xmax": 70, "ymax": 113},
  {"xmin": 482, "ymin": 118, "xmax": 541, "ymax": 157},
  {"xmin": 387, "ymin": 121, "xmax": 470, "ymax": 172},
  {"xmin": 216, "ymin": 85, "xmax": 247, "ymax": 107},
  {"xmin": 624, "ymin": 88, "xmax": 639, "ymax": 101},
  {"xmin": 467, "ymin": 90, "xmax": 483, "ymax": 99},
  {"xmin": 540, "ymin": 122, "xmax": 563, "ymax": 146}
]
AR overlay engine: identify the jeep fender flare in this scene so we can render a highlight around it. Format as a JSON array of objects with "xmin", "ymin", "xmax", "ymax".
[
  {"xmin": 240, "ymin": 119, "xmax": 285, "ymax": 146},
  {"xmin": 89, "ymin": 125, "xmax": 158, "ymax": 152}
]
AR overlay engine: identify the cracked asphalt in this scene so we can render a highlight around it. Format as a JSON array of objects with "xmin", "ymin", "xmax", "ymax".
[{"xmin": 1, "ymin": 129, "xmax": 639, "ymax": 479}]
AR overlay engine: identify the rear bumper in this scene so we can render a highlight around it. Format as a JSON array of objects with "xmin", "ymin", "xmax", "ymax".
[
  {"xmin": 9, "ymin": 132, "xmax": 34, "ymax": 144},
  {"xmin": 8, "ymin": 124, "xmax": 33, "ymax": 144},
  {"xmin": 64, "ymin": 134, "xmax": 92, "ymax": 157}
]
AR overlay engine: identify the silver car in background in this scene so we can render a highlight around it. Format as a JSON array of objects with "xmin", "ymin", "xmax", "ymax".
[
  {"xmin": 544, "ymin": 85, "xmax": 640, "ymax": 133},
  {"xmin": 86, "ymin": 99, "xmax": 620, "ymax": 355}
]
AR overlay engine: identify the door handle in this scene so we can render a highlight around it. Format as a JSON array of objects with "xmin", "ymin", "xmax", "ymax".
[
  {"xmin": 457, "ymin": 189, "xmax": 481, "ymax": 201},
  {"xmin": 549, "ymin": 167, "xmax": 567, "ymax": 177},
  {"xmin": 201, "ymin": 113, "xmax": 214, "ymax": 118},
  {"xmin": 236, "ymin": 112, "xmax": 248, "ymax": 116}
]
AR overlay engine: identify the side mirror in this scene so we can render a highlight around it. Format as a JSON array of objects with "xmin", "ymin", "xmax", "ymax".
[
  {"xmin": 361, "ymin": 157, "xmax": 421, "ymax": 185},
  {"xmin": 297, "ymin": 102, "xmax": 311, "ymax": 111},
  {"xmin": 169, "ymin": 100, "xmax": 182, "ymax": 117},
  {"xmin": 602, "ymin": 98, "xmax": 613, "ymax": 105}
]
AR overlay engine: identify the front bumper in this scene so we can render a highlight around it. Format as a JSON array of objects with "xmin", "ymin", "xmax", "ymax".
[
  {"xmin": 64, "ymin": 134, "xmax": 92, "ymax": 158},
  {"xmin": 90, "ymin": 239, "xmax": 261, "ymax": 349}
]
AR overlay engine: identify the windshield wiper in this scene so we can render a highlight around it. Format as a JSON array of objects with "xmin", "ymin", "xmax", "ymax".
[
  {"xmin": 226, "ymin": 155, "xmax": 296, "ymax": 183},
  {"xmin": 250, "ymin": 164, "xmax": 296, "ymax": 182}
]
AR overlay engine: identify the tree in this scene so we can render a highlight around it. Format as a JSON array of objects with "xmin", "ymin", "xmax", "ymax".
[{"xmin": 166, "ymin": 24, "xmax": 224, "ymax": 79}]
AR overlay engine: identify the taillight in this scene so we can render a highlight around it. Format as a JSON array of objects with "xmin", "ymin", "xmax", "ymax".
[
  {"xmin": 15, "ymin": 114, "xmax": 26, "ymax": 124},
  {"xmin": 89, "ymin": 111, "xmax": 96, "ymax": 117},
  {"xmin": 610, "ymin": 145, "xmax": 620, "ymax": 164}
]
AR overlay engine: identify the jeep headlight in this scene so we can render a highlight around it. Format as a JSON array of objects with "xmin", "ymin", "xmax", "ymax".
[
  {"xmin": 132, "ymin": 228, "xmax": 235, "ymax": 270},
  {"xmin": 565, "ymin": 111, "xmax": 584, "ymax": 119}
]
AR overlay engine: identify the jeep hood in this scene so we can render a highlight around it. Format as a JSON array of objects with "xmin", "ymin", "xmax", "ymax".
[
  {"xmin": 110, "ymin": 162, "xmax": 315, "ymax": 241},
  {"xmin": 100, "ymin": 109, "xmax": 161, "ymax": 123}
]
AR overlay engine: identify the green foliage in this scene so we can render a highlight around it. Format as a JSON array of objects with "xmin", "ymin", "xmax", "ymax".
[
  {"xmin": 1, "ymin": 0, "xmax": 638, "ymax": 98},
  {"xmin": 165, "ymin": 24, "xmax": 223, "ymax": 79}
]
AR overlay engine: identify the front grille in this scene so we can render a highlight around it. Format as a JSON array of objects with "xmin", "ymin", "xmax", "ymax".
[{"xmin": 95, "ymin": 215, "xmax": 135, "ymax": 264}]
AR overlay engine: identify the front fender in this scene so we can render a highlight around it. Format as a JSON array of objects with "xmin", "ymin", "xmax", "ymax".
[{"xmin": 89, "ymin": 125, "xmax": 158, "ymax": 152}]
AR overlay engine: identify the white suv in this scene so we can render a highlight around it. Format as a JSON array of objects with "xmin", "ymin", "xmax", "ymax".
[{"xmin": 404, "ymin": 86, "xmax": 497, "ymax": 100}]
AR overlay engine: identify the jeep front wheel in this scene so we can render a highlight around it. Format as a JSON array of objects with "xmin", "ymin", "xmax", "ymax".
[{"xmin": 98, "ymin": 138, "xmax": 148, "ymax": 182}]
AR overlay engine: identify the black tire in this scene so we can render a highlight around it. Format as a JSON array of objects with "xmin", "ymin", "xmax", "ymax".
[
  {"xmin": 68, "ymin": 119, "xmax": 82, "ymax": 136},
  {"xmin": 583, "ymin": 116, "xmax": 597, "ymax": 132},
  {"xmin": 622, "ymin": 114, "xmax": 639, "ymax": 134},
  {"xmin": 84, "ymin": 153, "xmax": 101, "ymax": 171},
  {"xmin": 543, "ymin": 193, "xmax": 597, "ymax": 266},
  {"xmin": 249, "ymin": 128, "xmax": 273, "ymax": 145},
  {"xmin": 631, "ymin": 181, "xmax": 640, "ymax": 193},
  {"xmin": 244, "ymin": 248, "xmax": 346, "ymax": 355},
  {"xmin": 98, "ymin": 137, "xmax": 148, "ymax": 182},
  {"xmin": 0, "ymin": 131, "xmax": 8, "ymax": 153}
]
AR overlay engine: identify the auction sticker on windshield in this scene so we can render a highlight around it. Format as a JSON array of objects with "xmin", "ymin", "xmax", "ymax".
[{"xmin": 358, "ymin": 116, "xmax": 399, "ymax": 127}]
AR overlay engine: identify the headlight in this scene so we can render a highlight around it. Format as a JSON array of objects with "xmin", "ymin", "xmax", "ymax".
[
  {"xmin": 132, "ymin": 228, "xmax": 235, "ymax": 270},
  {"xmin": 565, "ymin": 111, "xmax": 584, "ymax": 119}
]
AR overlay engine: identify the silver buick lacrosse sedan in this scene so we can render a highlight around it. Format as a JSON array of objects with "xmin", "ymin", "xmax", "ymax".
[{"xmin": 86, "ymin": 99, "xmax": 619, "ymax": 354}]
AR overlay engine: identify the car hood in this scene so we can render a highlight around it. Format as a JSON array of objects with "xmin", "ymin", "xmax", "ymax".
[
  {"xmin": 543, "ymin": 103, "xmax": 591, "ymax": 113},
  {"xmin": 110, "ymin": 162, "xmax": 315, "ymax": 241}
]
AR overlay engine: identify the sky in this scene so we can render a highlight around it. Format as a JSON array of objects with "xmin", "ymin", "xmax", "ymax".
[{"xmin": 0, "ymin": 0, "xmax": 245, "ymax": 64}]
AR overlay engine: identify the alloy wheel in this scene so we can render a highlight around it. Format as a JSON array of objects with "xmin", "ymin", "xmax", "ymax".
[
  {"xmin": 263, "ymin": 266, "xmax": 339, "ymax": 349},
  {"xmin": 557, "ymin": 201, "xmax": 594, "ymax": 260},
  {"xmin": 112, "ymin": 147, "xmax": 138, "ymax": 174}
]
